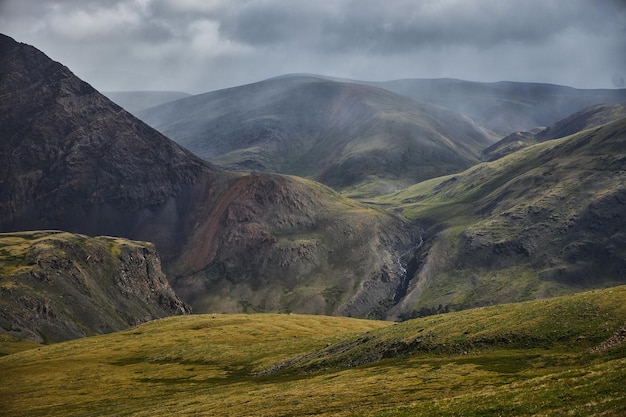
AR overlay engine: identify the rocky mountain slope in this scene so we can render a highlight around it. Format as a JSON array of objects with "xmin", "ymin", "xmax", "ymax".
[
  {"xmin": 0, "ymin": 34, "xmax": 415, "ymax": 318},
  {"xmin": 170, "ymin": 173, "xmax": 414, "ymax": 316},
  {"xmin": 138, "ymin": 75, "xmax": 496, "ymax": 196},
  {"xmin": 0, "ymin": 231, "xmax": 189, "ymax": 343},
  {"xmin": 376, "ymin": 116, "xmax": 626, "ymax": 319},
  {"xmin": 371, "ymin": 78, "xmax": 626, "ymax": 135}
]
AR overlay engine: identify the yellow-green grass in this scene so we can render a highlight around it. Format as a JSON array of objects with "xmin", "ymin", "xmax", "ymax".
[
  {"xmin": 0, "ymin": 314, "xmax": 389, "ymax": 416},
  {"xmin": 2, "ymin": 287, "xmax": 626, "ymax": 416}
]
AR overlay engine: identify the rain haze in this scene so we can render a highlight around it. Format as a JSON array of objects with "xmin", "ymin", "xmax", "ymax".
[{"xmin": 1, "ymin": 0, "xmax": 625, "ymax": 93}]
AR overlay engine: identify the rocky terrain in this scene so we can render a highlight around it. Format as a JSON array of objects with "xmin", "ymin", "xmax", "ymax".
[
  {"xmin": 0, "ymin": 231, "xmax": 189, "ymax": 343},
  {"xmin": 170, "ymin": 173, "xmax": 414, "ymax": 316}
]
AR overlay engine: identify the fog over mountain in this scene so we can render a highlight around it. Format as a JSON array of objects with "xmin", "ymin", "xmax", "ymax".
[{"xmin": 1, "ymin": 0, "xmax": 624, "ymax": 93}]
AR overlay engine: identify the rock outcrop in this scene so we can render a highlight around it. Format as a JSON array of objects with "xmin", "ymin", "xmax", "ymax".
[{"xmin": 0, "ymin": 231, "xmax": 190, "ymax": 343}]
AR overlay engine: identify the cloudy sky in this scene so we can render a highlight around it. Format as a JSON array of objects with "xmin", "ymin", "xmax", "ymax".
[{"xmin": 1, "ymin": 0, "xmax": 625, "ymax": 93}]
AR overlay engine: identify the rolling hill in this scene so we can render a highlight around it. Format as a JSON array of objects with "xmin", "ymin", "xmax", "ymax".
[
  {"xmin": 371, "ymin": 78, "xmax": 626, "ymax": 135},
  {"xmin": 138, "ymin": 75, "xmax": 496, "ymax": 196},
  {"xmin": 375, "ymin": 115, "xmax": 626, "ymax": 319},
  {"xmin": 1, "ymin": 285, "xmax": 625, "ymax": 416},
  {"xmin": 0, "ymin": 34, "xmax": 416, "ymax": 318}
]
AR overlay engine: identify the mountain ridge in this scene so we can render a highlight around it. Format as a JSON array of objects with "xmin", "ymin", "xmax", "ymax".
[
  {"xmin": 483, "ymin": 102, "xmax": 626, "ymax": 161},
  {"xmin": 369, "ymin": 77, "xmax": 626, "ymax": 135},
  {"xmin": 103, "ymin": 90, "xmax": 191, "ymax": 114}
]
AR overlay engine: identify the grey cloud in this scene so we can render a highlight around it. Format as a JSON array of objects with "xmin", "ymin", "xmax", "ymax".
[
  {"xmin": 216, "ymin": 0, "xmax": 619, "ymax": 53},
  {"xmin": 0, "ymin": 0, "xmax": 624, "ymax": 92}
]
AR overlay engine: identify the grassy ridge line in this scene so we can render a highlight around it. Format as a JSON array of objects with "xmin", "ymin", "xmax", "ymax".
[{"xmin": 1, "ymin": 286, "xmax": 626, "ymax": 416}]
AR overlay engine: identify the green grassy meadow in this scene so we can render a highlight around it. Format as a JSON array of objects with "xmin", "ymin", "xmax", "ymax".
[{"xmin": 2, "ymin": 286, "xmax": 626, "ymax": 416}]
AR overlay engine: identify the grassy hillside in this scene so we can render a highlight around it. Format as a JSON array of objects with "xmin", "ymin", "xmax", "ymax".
[
  {"xmin": 169, "ymin": 173, "xmax": 416, "ymax": 318},
  {"xmin": 373, "ymin": 117, "xmax": 626, "ymax": 318},
  {"xmin": 2, "ymin": 286, "xmax": 626, "ymax": 416}
]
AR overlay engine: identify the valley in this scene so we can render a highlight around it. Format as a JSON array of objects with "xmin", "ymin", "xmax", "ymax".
[{"xmin": 1, "ymin": 31, "xmax": 626, "ymax": 415}]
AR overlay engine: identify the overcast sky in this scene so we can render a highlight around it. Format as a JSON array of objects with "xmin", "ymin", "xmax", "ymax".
[{"xmin": 1, "ymin": 0, "xmax": 625, "ymax": 93}]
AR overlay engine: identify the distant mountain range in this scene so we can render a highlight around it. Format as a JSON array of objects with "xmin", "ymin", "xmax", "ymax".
[
  {"xmin": 137, "ymin": 75, "xmax": 497, "ymax": 196},
  {"xmin": 369, "ymin": 78, "xmax": 626, "ymax": 135},
  {"xmin": 134, "ymin": 75, "xmax": 626, "ymax": 197}
]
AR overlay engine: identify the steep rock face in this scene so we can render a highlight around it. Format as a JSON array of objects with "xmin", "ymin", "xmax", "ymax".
[
  {"xmin": 0, "ymin": 34, "xmax": 224, "ymax": 263},
  {"xmin": 0, "ymin": 231, "xmax": 190, "ymax": 343},
  {"xmin": 138, "ymin": 75, "xmax": 496, "ymax": 195}
]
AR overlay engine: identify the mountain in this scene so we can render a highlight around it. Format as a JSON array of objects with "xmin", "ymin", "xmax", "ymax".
[
  {"xmin": 483, "ymin": 103, "xmax": 626, "ymax": 161},
  {"xmin": 2, "ymin": 286, "xmax": 625, "ymax": 416},
  {"xmin": 371, "ymin": 78, "xmax": 626, "ymax": 135},
  {"xmin": 169, "ymin": 173, "xmax": 414, "ymax": 317},
  {"xmin": 0, "ymin": 231, "xmax": 189, "ymax": 343},
  {"xmin": 0, "ymin": 34, "xmax": 415, "ymax": 318},
  {"xmin": 375, "ymin": 116, "xmax": 626, "ymax": 319},
  {"xmin": 0, "ymin": 34, "xmax": 222, "ymax": 261},
  {"xmin": 138, "ymin": 75, "xmax": 496, "ymax": 196},
  {"xmin": 103, "ymin": 91, "xmax": 191, "ymax": 114}
]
